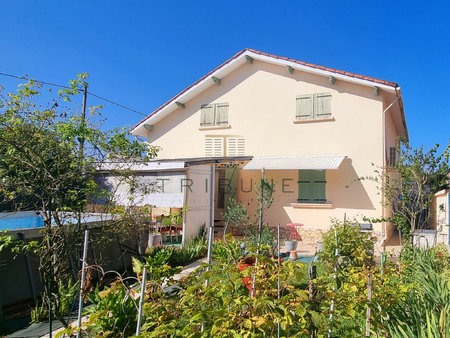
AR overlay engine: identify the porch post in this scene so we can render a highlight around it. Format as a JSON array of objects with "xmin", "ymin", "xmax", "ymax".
[{"xmin": 206, "ymin": 163, "xmax": 215, "ymax": 281}]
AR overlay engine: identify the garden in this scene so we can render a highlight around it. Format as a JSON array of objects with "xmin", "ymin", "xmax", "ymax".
[
  {"xmin": 0, "ymin": 76, "xmax": 449, "ymax": 337},
  {"xmin": 59, "ymin": 219, "xmax": 449, "ymax": 337}
]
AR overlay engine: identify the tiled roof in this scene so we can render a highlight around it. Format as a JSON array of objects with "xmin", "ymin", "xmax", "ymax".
[
  {"xmin": 246, "ymin": 49, "xmax": 398, "ymax": 87},
  {"xmin": 132, "ymin": 49, "xmax": 398, "ymax": 131}
]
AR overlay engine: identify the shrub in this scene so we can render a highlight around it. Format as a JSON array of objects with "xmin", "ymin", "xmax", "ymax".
[
  {"xmin": 82, "ymin": 282, "xmax": 138, "ymax": 337},
  {"xmin": 145, "ymin": 232, "xmax": 207, "ymax": 268},
  {"xmin": 386, "ymin": 247, "xmax": 450, "ymax": 337},
  {"xmin": 141, "ymin": 255, "xmax": 309, "ymax": 337},
  {"xmin": 319, "ymin": 219, "xmax": 374, "ymax": 269}
]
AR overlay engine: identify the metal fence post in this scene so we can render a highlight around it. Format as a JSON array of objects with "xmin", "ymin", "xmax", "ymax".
[
  {"xmin": 136, "ymin": 266, "xmax": 147, "ymax": 336},
  {"xmin": 76, "ymin": 230, "xmax": 89, "ymax": 338}
]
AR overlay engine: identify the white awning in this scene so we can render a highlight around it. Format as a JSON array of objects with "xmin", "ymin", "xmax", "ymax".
[{"xmin": 242, "ymin": 155, "xmax": 346, "ymax": 170}]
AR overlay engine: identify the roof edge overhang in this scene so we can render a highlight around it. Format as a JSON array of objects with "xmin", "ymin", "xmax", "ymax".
[
  {"xmin": 131, "ymin": 49, "xmax": 399, "ymax": 136},
  {"xmin": 96, "ymin": 161, "xmax": 186, "ymax": 173},
  {"xmin": 96, "ymin": 156, "xmax": 253, "ymax": 172}
]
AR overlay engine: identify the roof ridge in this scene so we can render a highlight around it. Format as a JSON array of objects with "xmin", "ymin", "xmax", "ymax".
[
  {"xmin": 244, "ymin": 48, "xmax": 398, "ymax": 87},
  {"xmin": 132, "ymin": 49, "xmax": 398, "ymax": 131}
]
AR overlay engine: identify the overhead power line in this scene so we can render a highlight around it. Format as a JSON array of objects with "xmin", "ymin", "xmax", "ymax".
[
  {"xmin": 0, "ymin": 72, "xmax": 148, "ymax": 117},
  {"xmin": 86, "ymin": 91, "xmax": 147, "ymax": 116},
  {"xmin": 0, "ymin": 72, "xmax": 71, "ymax": 89}
]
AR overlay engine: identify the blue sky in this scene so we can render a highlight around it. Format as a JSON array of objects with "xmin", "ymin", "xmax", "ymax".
[{"xmin": 0, "ymin": 1, "xmax": 449, "ymax": 151}]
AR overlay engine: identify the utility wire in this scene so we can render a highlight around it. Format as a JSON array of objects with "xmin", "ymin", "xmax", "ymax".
[
  {"xmin": 0, "ymin": 72, "xmax": 71, "ymax": 89},
  {"xmin": 87, "ymin": 91, "xmax": 147, "ymax": 116},
  {"xmin": 0, "ymin": 72, "xmax": 148, "ymax": 117}
]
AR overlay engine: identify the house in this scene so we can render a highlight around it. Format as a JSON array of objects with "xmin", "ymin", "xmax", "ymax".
[{"xmin": 131, "ymin": 48, "xmax": 408, "ymax": 244}]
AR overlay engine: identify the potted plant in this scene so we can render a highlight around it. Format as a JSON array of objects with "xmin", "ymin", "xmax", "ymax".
[
  {"xmin": 285, "ymin": 239, "xmax": 298, "ymax": 252},
  {"xmin": 148, "ymin": 228, "xmax": 162, "ymax": 247},
  {"xmin": 148, "ymin": 214, "xmax": 163, "ymax": 247}
]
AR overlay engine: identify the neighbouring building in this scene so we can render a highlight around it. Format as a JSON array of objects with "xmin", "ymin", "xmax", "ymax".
[
  {"xmin": 130, "ymin": 48, "xmax": 408, "ymax": 245},
  {"xmin": 431, "ymin": 172, "xmax": 450, "ymax": 245}
]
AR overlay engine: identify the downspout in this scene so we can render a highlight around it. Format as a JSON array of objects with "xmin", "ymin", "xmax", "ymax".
[{"xmin": 380, "ymin": 90, "xmax": 401, "ymax": 250}]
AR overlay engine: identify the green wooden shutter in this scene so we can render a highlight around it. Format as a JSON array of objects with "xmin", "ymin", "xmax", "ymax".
[
  {"xmin": 298, "ymin": 170, "xmax": 326, "ymax": 203},
  {"xmin": 389, "ymin": 147, "xmax": 397, "ymax": 166},
  {"xmin": 310, "ymin": 170, "xmax": 326, "ymax": 203},
  {"xmin": 201, "ymin": 104, "xmax": 214, "ymax": 126},
  {"xmin": 215, "ymin": 103, "xmax": 229, "ymax": 125},
  {"xmin": 314, "ymin": 93, "xmax": 331, "ymax": 118},
  {"xmin": 224, "ymin": 166, "xmax": 238, "ymax": 209},
  {"xmin": 296, "ymin": 94, "xmax": 313, "ymax": 119}
]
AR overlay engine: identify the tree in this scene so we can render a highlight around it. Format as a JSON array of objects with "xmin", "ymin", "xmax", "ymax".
[
  {"xmin": 222, "ymin": 197, "xmax": 248, "ymax": 242},
  {"xmin": 384, "ymin": 140, "xmax": 449, "ymax": 241},
  {"xmin": 0, "ymin": 75, "xmax": 158, "ymax": 325}
]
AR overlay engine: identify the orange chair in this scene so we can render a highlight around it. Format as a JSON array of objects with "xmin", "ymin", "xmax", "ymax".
[{"xmin": 287, "ymin": 223, "xmax": 303, "ymax": 241}]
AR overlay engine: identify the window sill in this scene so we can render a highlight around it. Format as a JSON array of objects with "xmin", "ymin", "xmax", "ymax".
[
  {"xmin": 199, "ymin": 125, "xmax": 231, "ymax": 131},
  {"xmin": 293, "ymin": 117, "xmax": 335, "ymax": 124},
  {"xmin": 290, "ymin": 202, "xmax": 334, "ymax": 209}
]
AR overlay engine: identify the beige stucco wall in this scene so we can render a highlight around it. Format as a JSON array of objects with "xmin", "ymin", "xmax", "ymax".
[
  {"xmin": 385, "ymin": 109, "xmax": 399, "ymax": 161},
  {"xmin": 236, "ymin": 162, "xmax": 380, "ymax": 232},
  {"xmin": 147, "ymin": 60, "xmax": 384, "ymax": 160},
  {"xmin": 145, "ymin": 60, "xmax": 395, "ymax": 235},
  {"xmin": 383, "ymin": 101, "xmax": 402, "ymax": 239}
]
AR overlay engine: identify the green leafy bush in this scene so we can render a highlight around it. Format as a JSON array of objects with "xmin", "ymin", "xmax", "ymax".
[
  {"xmin": 83, "ymin": 282, "xmax": 138, "ymax": 337},
  {"xmin": 141, "ymin": 255, "xmax": 309, "ymax": 337},
  {"xmin": 212, "ymin": 238, "xmax": 245, "ymax": 264},
  {"xmin": 385, "ymin": 247, "xmax": 450, "ymax": 337},
  {"xmin": 31, "ymin": 279, "xmax": 79, "ymax": 323},
  {"xmin": 313, "ymin": 219, "xmax": 411, "ymax": 337},
  {"xmin": 319, "ymin": 219, "xmax": 374, "ymax": 268},
  {"xmin": 145, "ymin": 232, "xmax": 207, "ymax": 268}
]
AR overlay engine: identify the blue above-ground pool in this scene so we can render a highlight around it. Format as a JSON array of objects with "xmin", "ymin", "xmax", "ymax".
[{"xmin": 0, "ymin": 211, "xmax": 44, "ymax": 231}]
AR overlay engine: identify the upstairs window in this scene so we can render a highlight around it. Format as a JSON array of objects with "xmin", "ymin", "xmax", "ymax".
[
  {"xmin": 226, "ymin": 137, "xmax": 245, "ymax": 157},
  {"xmin": 205, "ymin": 136, "xmax": 245, "ymax": 157},
  {"xmin": 205, "ymin": 137, "xmax": 224, "ymax": 157},
  {"xmin": 298, "ymin": 170, "xmax": 326, "ymax": 203},
  {"xmin": 296, "ymin": 93, "xmax": 331, "ymax": 120},
  {"xmin": 389, "ymin": 147, "xmax": 399, "ymax": 166},
  {"xmin": 201, "ymin": 102, "xmax": 229, "ymax": 127}
]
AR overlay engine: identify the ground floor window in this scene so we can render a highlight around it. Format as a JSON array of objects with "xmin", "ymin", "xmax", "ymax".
[{"xmin": 297, "ymin": 170, "xmax": 326, "ymax": 203}]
